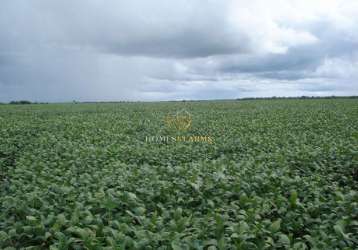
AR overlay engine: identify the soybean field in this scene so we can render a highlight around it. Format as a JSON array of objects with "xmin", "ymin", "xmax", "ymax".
[{"xmin": 0, "ymin": 99, "xmax": 357, "ymax": 249}]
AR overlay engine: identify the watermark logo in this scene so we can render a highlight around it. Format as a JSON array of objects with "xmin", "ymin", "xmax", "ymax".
[
  {"xmin": 145, "ymin": 109, "xmax": 214, "ymax": 144},
  {"xmin": 164, "ymin": 109, "xmax": 192, "ymax": 131}
]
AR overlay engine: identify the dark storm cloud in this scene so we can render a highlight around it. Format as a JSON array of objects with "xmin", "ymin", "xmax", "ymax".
[
  {"xmin": 219, "ymin": 47, "xmax": 321, "ymax": 74},
  {"xmin": 213, "ymin": 18, "xmax": 358, "ymax": 79},
  {"xmin": 1, "ymin": 0, "xmax": 250, "ymax": 59},
  {"xmin": 0, "ymin": 0, "xmax": 358, "ymax": 101},
  {"xmin": 106, "ymin": 30, "xmax": 250, "ymax": 59},
  {"xmin": 192, "ymin": 20, "xmax": 358, "ymax": 82}
]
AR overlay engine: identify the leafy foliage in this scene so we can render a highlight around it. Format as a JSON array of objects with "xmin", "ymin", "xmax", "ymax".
[{"xmin": 0, "ymin": 99, "xmax": 357, "ymax": 249}]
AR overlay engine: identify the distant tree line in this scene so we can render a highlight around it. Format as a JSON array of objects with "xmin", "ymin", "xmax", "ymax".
[
  {"xmin": 9, "ymin": 100, "xmax": 33, "ymax": 105},
  {"xmin": 7, "ymin": 100, "xmax": 49, "ymax": 105},
  {"xmin": 236, "ymin": 96, "xmax": 358, "ymax": 101},
  {"xmin": 2, "ymin": 96, "xmax": 357, "ymax": 104}
]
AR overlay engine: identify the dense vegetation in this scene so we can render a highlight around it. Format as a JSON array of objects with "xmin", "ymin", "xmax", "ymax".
[
  {"xmin": 0, "ymin": 99, "xmax": 357, "ymax": 249},
  {"xmin": 8, "ymin": 100, "xmax": 33, "ymax": 105}
]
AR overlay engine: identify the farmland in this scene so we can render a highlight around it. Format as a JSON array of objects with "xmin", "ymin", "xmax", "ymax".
[{"xmin": 0, "ymin": 99, "xmax": 357, "ymax": 249}]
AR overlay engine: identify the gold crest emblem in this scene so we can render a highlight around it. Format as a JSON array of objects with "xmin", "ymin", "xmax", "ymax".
[{"xmin": 164, "ymin": 109, "xmax": 192, "ymax": 131}]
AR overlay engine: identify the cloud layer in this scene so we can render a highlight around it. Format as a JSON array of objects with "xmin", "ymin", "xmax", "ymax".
[{"xmin": 0, "ymin": 0, "xmax": 358, "ymax": 102}]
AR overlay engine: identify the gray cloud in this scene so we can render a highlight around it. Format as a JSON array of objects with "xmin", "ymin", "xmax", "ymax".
[
  {"xmin": 1, "ymin": 0, "xmax": 250, "ymax": 59},
  {"xmin": 0, "ymin": 0, "xmax": 358, "ymax": 102}
]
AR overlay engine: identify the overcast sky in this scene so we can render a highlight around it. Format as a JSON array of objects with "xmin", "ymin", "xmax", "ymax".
[{"xmin": 0, "ymin": 0, "xmax": 358, "ymax": 102}]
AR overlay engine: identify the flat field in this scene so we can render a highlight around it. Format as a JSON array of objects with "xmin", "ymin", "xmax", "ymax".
[{"xmin": 0, "ymin": 99, "xmax": 357, "ymax": 249}]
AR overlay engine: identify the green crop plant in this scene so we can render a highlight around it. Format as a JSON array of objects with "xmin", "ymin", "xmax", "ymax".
[{"xmin": 0, "ymin": 99, "xmax": 357, "ymax": 249}]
